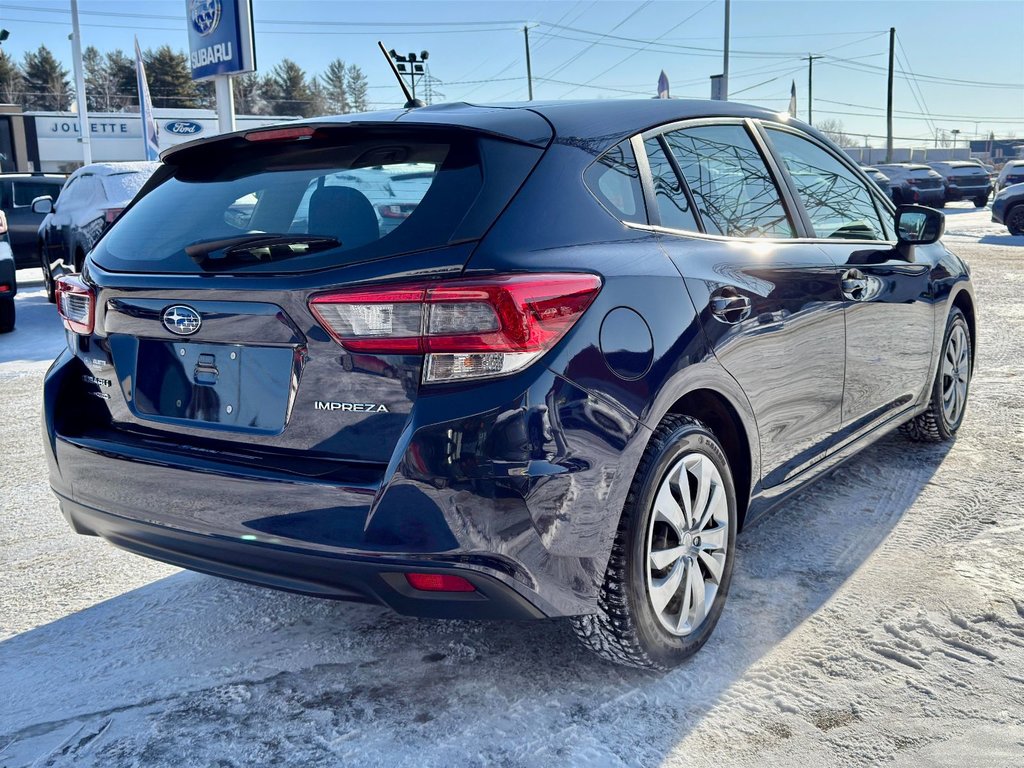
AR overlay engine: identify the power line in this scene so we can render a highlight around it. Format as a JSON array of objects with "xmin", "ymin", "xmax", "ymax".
[
  {"xmin": 539, "ymin": 2, "xmax": 654, "ymax": 81},
  {"xmin": 557, "ymin": 0, "xmax": 716, "ymax": 98}
]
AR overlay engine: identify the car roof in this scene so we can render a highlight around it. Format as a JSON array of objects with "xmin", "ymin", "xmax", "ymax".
[
  {"xmin": 164, "ymin": 99, "xmax": 806, "ymax": 162},
  {"xmin": 73, "ymin": 161, "xmax": 161, "ymax": 177}
]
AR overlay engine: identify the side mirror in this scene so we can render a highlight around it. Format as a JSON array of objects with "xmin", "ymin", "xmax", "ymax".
[
  {"xmin": 31, "ymin": 195, "xmax": 54, "ymax": 215},
  {"xmin": 895, "ymin": 205, "xmax": 943, "ymax": 257}
]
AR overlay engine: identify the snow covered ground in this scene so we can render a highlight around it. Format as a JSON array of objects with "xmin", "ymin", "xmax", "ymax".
[{"xmin": 1, "ymin": 203, "xmax": 1022, "ymax": 767}]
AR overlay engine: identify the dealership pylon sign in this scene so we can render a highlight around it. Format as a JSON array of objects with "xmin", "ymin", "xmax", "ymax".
[{"xmin": 185, "ymin": 0, "xmax": 256, "ymax": 81}]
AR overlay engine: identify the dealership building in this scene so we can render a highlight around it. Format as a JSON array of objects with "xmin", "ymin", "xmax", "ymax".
[{"xmin": 0, "ymin": 106, "xmax": 295, "ymax": 173}]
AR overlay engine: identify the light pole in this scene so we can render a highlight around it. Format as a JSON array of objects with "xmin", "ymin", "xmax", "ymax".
[
  {"xmin": 951, "ymin": 129, "xmax": 961, "ymax": 152},
  {"xmin": 389, "ymin": 49, "xmax": 429, "ymax": 103}
]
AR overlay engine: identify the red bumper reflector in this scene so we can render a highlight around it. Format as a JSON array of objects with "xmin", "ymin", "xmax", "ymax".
[
  {"xmin": 0, "ymin": 283, "xmax": 9, "ymax": 292},
  {"xmin": 405, "ymin": 573, "xmax": 477, "ymax": 592}
]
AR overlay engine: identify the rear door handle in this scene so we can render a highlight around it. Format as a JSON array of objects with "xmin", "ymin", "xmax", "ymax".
[{"xmin": 709, "ymin": 290, "xmax": 752, "ymax": 324}]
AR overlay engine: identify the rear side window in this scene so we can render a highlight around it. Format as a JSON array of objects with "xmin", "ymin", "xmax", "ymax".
[
  {"xmin": 765, "ymin": 128, "xmax": 886, "ymax": 241},
  {"xmin": 12, "ymin": 180, "xmax": 62, "ymax": 206},
  {"xmin": 100, "ymin": 172, "xmax": 150, "ymax": 203},
  {"xmin": 663, "ymin": 124, "xmax": 794, "ymax": 238},
  {"xmin": 584, "ymin": 140, "xmax": 647, "ymax": 225},
  {"xmin": 643, "ymin": 136, "xmax": 699, "ymax": 231},
  {"xmin": 94, "ymin": 130, "xmax": 539, "ymax": 274}
]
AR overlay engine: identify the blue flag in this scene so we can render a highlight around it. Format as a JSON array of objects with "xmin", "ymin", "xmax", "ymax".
[
  {"xmin": 657, "ymin": 70, "xmax": 670, "ymax": 99},
  {"xmin": 135, "ymin": 37, "xmax": 160, "ymax": 161}
]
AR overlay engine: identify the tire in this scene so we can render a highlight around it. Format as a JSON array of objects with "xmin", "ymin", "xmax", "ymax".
[
  {"xmin": 900, "ymin": 308, "xmax": 971, "ymax": 442},
  {"xmin": 40, "ymin": 245, "xmax": 56, "ymax": 303},
  {"xmin": 571, "ymin": 415, "xmax": 738, "ymax": 669},
  {"xmin": 0, "ymin": 297, "xmax": 14, "ymax": 333},
  {"xmin": 1006, "ymin": 204, "xmax": 1024, "ymax": 236},
  {"xmin": 973, "ymin": 195, "xmax": 988, "ymax": 208}
]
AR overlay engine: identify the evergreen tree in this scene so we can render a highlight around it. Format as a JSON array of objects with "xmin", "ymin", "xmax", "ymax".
[
  {"xmin": 306, "ymin": 79, "xmax": 326, "ymax": 118},
  {"xmin": 0, "ymin": 49, "xmax": 20, "ymax": 106},
  {"xmin": 270, "ymin": 59, "xmax": 312, "ymax": 116},
  {"xmin": 83, "ymin": 46, "xmax": 134, "ymax": 112},
  {"xmin": 144, "ymin": 45, "xmax": 198, "ymax": 108},
  {"xmin": 232, "ymin": 72, "xmax": 266, "ymax": 115},
  {"xmin": 345, "ymin": 63, "xmax": 368, "ymax": 113},
  {"xmin": 22, "ymin": 45, "xmax": 71, "ymax": 111},
  {"xmin": 321, "ymin": 59, "xmax": 349, "ymax": 114}
]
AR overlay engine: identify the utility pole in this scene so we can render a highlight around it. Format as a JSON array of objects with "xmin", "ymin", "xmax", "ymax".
[
  {"xmin": 804, "ymin": 54, "xmax": 823, "ymax": 125},
  {"xmin": 722, "ymin": 0, "xmax": 731, "ymax": 100},
  {"xmin": 951, "ymin": 128, "xmax": 960, "ymax": 152},
  {"xmin": 523, "ymin": 25, "xmax": 533, "ymax": 101},
  {"xmin": 886, "ymin": 27, "xmax": 895, "ymax": 163},
  {"xmin": 69, "ymin": 0, "xmax": 91, "ymax": 165}
]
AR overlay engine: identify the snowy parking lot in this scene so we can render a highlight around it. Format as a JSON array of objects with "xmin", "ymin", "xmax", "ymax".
[{"xmin": 2, "ymin": 203, "xmax": 1022, "ymax": 767}]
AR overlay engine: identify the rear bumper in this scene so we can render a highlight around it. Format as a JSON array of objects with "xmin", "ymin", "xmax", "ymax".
[
  {"xmin": 44, "ymin": 346, "xmax": 646, "ymax": 620},
  {"xmin": 904, "ymin": 187, "xmax": 944, "ymax": 204},
  {"xmin": 944, "ymin": 184, "xmax": 990, "ymax": 201},
  {"xmin": 56, "ymin": 491, "xmax": 545, "ymax": 620}
]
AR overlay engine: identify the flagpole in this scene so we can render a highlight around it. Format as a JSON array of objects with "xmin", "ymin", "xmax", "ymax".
[{"xmin": 69, "ymin": 0, "xmax": 91, "ymax": 165}]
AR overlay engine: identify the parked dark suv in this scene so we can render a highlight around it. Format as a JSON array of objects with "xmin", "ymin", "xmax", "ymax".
[
  {"xmin": 0, "ymin": 172, "xmax": 65, "ymax": 268},
  {"xmin": 44, "ymin": 102, "xmax": 975, "ymax": 669},
  {"xmin": 874, "ymin": 163, "xmax": 946, "ymax": 207},
  {"xmin": 928, "ymin": 161, "xmax": 992, "ymax": 207}
]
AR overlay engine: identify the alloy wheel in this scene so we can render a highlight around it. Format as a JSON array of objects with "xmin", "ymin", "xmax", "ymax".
[
  {"xmin": 941, "ymin": 323, "xmax": 970, "ymax": 426},
  {"xmin": 645, "ymin": 452, "xmax": 729, "ymax": 637}
]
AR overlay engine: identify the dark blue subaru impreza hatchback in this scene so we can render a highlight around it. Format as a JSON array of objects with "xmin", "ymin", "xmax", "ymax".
[{"xmin": 45, "ymin": 100, "xmax": 975, "ymax": 669}]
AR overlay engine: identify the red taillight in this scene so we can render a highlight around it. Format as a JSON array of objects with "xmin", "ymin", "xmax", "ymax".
[
  {"xmin": 104, "ymin": 207, "xmax": 124, "ymax": 224},
  {"xmin": 244, "ymin": 125, "xmax": 316, "ymax": 142},
  {"xmin": 378, "ymin": 203, "xmax": 415, "ymax": 219},
  {"xmin": 309, "ymin": 273, "xmax": 602, "ymax": 383},
  {"xmin": 0, "ymin": 283, "xmax": 10, "ymax": 293},
  {"xmin": 55, "ymin": 274, "xmax": 95, "ymax": 335},
  {"xmin": 405, "ymin": 573, "xmax": 477, "ymax": 592}
]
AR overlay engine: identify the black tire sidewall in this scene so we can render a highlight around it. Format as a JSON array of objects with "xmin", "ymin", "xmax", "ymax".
[
  {"xmin": 624, "ymin": 422, "xmax": 738, "ymax": 667},
  {"xmin": 1007, "ymin": 205, "xmax": 1024, "ymax": 236},
  {"xmin": 932, "ymin": 309, "xmax": 971, "ymax": 438},
  {"xmin": 0, "ymin": 298, "xmax": 14, "ymax": 333}
]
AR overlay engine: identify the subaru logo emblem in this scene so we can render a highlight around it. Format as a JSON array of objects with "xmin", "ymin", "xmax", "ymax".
[
  {"xmin": 189, "ymin": 0, "xmax": 222, "ymax": 37},
  {"xmin": 163, "ymin": 305, "xmax": 202, "ymax": 336}
]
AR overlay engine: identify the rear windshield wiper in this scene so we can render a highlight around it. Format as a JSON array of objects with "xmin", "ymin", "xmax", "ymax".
[{"xmin": 185, "ymin": 234, "xmax": 340, "ymax": 265}]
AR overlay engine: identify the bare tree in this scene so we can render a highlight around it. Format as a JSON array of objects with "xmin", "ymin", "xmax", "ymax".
[{"xmin": 815, "ymin": 119, "xmax": 858, "ymax": 148}]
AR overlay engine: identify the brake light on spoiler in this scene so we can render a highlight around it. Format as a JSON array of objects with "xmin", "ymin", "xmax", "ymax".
[{"xmin": 310, "ymin": 273, "xmax": 602, "ymax": 383}]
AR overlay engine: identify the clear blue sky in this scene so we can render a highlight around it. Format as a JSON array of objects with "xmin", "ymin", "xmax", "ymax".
[{"xmin": 1, "ymin": 0, "xmax": 1022, "ymax": 147}]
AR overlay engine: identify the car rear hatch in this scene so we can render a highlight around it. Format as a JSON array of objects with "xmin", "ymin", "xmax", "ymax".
[
  {"xmin": 76, "ymin": 118, "xmax": 552, "ymax": 470},
  {"xmin": 945, "ymin": 165, "xmax": 989, "ymax": 188}
]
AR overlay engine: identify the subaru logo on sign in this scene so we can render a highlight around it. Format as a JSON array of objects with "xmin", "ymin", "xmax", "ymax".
[
  {"xmin": 190, "ymin": 0, "xmax": 222, "ymax": 37},
  {"xmin": 163, "ymin": 305, "xmax": 202, "ymax": 336},
  {"xmin": 165, "ymin": 120, "xmax": 204, "ymax": 136}
]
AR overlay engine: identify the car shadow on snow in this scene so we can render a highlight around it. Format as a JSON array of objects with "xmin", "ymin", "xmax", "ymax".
[
  {"xmin": 978, "ymin": 234, "xmax": 1024, "ymax": 246},
  {"xmin": 0, "ymin": 434, "xmax": 952, "ymax": 767},
  {"xmin": 0, "ymin": 287, "xmax": 66, "ymax": 367}
]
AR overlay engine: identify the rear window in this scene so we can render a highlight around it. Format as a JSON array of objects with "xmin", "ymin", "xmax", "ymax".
[{"xmin": 94, "ymin": 129, "xmax": 540, "ymax": 273}]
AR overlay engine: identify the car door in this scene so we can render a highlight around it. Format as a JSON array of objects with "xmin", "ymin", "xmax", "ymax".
[
  {"xmin": 759, "ymin": 123, "xmax": 934, "ymax": 443},
  {"xmin": 8, "ymin": 178, "xmax": 60, "ymax": 265},
  {"xmin": 643, "ymin": 120, "xmax": 847, "ymax": 488},
  {"xmin": 43, "ymin": 175, "xmax": 78, "ymax": 270}
]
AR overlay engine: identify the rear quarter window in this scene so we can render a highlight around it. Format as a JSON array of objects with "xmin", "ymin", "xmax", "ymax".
[{"xmin": 583, "ymin": 140, "xmax": 647, "ymax": 225}]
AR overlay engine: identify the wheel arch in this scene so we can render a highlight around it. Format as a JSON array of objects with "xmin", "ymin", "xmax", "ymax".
[
  {"xmin": 950, "ymin": 287, "xmax": 976, "ymax": 369},
  {"xmin": 661, "ymin": 386, "xmax": 756, "ymax": 529}
]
